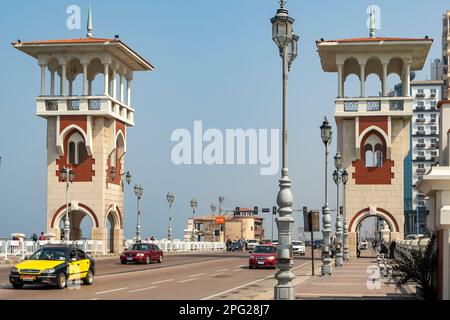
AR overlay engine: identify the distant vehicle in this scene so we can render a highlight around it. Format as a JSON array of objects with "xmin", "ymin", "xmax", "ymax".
[
  {"xmin": 260, "ymin": 239, "xmax": 273, "ymax": 246},
  {"xmin": 304, "ymin": 240, "xmax": 312, "ymax": 247},
  {"xmin": 292, "ymin": 240, "xmax": 305, "ymax": 255},
  {"xmin": 246, "ymin": 239, "xmax": 259, "ymax": 251},
  {"xmin": 358, "ymin": 241, "xmax": 369, "ymax": 250},
  {"xmin": 272, "ymin": 240, "xmax": 279, "ymax": 246},
  {"xmin": 120, "ymin": 243, "xmax": 163, "ymax": 264},
  {"xmin": 9, "ymin": 245, "xmax": 95, "ymax": 289},
  {"xmin": 406, "ymin": 234, "xmax": 425, "ymax": 240},
  {"xmin": 313, "ymin": 240, "xmax": 323, "ymax": 249},
  {"xmin": 249, "ymin": 245, "xmax": 277, "ymax": 269},
  {"xmin": 227, "ymin": 241, "xmax": 244, "ymax": 252}
]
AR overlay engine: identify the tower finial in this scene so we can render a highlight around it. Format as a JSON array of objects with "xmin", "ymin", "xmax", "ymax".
[
  {"xmin": 369, "ymin": 5, "xmax": 376, "ymax": 38},
  {"xmin": 279, "ymin": 0, "xmax": 286, "ymax": 8},
  {"xmin": 87, "ymin": 1, "xmax": 93, "ymax": 38}
]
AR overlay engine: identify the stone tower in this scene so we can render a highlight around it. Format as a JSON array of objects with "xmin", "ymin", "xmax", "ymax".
[
  {"xmin": 317, "ymin": 35, "xmax": 431, "ymax": 257},
  {"xmin": 13, "ymin": 31, "xmax": 153, "ymax": 253}
]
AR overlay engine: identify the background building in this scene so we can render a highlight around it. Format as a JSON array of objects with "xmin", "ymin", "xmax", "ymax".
[{"xmin": 443, "ymin": 10, "xmax": 450, "ymax": 98}]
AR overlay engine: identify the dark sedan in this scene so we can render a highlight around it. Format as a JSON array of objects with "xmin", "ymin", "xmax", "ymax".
[{"xmin": 120, "ymin": 243, "xmax": 163, "ymax": 265}]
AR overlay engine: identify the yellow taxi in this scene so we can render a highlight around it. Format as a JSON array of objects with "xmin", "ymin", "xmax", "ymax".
[{"xmin": 9, "ymin": 245, "xmax": 95, "ymax": 289}]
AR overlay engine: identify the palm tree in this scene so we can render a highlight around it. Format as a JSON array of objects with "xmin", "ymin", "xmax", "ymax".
[{"xmin": 392, "ymin": 233, "xmax": 437, "ymax": 299}]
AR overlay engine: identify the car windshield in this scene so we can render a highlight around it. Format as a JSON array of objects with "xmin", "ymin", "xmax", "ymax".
[
  {"xmin": 248, "ymin": 240, "xmax": 258, "ymax": 243},
  {"xmin": 254, "ymin": 246, "xmax": 276, "ymax": 254},
  {"xmin": 129, "ymin": 244, "xmax": 151, "ymax": 251},
  {"xmin": 28, "ymin": 248, "xmax": 67, "ymax": 261},
  {"xmin": 292, "ymin": 242, "xmax": 302, "ymax": 245}
]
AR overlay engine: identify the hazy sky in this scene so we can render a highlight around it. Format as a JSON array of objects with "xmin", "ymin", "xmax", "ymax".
[{"xmin": 0, "ymin": 0, "xmax": 447, "ymax": 240}]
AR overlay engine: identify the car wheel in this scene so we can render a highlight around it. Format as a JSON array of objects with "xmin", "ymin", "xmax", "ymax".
[
  {"xmin": 249, "ymin": 265, "xmax": 253, "ymax": 269},
  {"xmin": 145, "ymin": 256, "xmax": 151, "ymax": 265},
  {"xmin": 56, "ymin": 273, "xmax": 67, "ymax": 289},
  {"xmin": 83, "ymin": 270, "xmax": 94, "ymax": 286},
  {"xmin": 158, "ymin": 255, "xmax": 163, "ymax": 263},
  {"xmin": 12, "ymin": 283, "xmax": 23, "ymax": 289},
  {"xmin": 121, "ymin": 260, "xmax": 126, "ymax": 265}
]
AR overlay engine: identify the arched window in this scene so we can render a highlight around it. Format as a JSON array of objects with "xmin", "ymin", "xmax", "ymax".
[
  {"xmin": 67, "ymin": 132, "xmax": 86, "ymax": 165},
  {"xmin": 363, "ymin": 133, "xmax": 384, "ymax": 168},
  {"xmin": 374, "ymin": 144, "xmax": 383, "ymax": 167},
  {"xmin": 364, "ymin": 144, "xmax": 374, "ymax": 167}
]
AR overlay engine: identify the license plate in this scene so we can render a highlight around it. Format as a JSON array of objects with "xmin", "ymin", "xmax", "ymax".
[
  {"xmin": 127, "ymin": 257, "xmax": 133, "ymax": 261},
  {"xmin": 20, "ymin": 275, "xmax": 36, "ymax": 281},
  {"xmin": 258, "ymin": 261, "xmax": 265, "ymax": 265}
]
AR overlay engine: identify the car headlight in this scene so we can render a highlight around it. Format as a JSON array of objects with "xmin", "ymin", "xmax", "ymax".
[
  {"xmin": 11, "ymin": 267, "xmax": 18, "ymax": 273},
  {"xmin": 267, "ymin": 256, "xmax": 276, "ymax": 261},
  {"xmin": 136, "ymin": 253, "xmax": 144, "ymax": 257},
  {"xmin": 42, "ymin": 268, "xmax": 56, "ymax": 274}
]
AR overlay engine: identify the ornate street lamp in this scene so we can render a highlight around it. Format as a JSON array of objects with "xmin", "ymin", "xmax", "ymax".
[
  {"xmin": 333, "ymin": 166, "xmax": 343, "ymax": 267},
  {"xmin": 271, "ymin": 0, "xmax": 298, "ymax": 301},
  {"xmin": 342, "ymin": 169, "xmax": 349, "ymax": 260},
  {"xmin": 190, "ymin": 198, "xmax": 198, "ymax": 242},
  {"xmin": 134, "ymin": 184, "xmax": 143, "ymax": 242},
  {"xmin": 60, "ymin": 167, "xmax": 75, "ymax": 241},
  {"xmin": 166, "ymin": 192, "xmax": 175, "ymax": 241},
  {"xmin": 320, "ymin": 117, "xmax": 333, "ymax": 275}
]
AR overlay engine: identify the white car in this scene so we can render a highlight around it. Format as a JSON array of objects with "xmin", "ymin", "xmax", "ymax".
[
  {"xmin": 292, "ymin": 241, "xmax": 305, "ymax": 255},
  {"xmin": 246, "ymin": 239, "xmax": 259, "ymax": 251}
]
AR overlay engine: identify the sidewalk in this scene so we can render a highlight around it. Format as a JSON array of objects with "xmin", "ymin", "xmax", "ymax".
[{"xmin": 295, "ymin": 250, "xmax": 417, "ymax": 300}]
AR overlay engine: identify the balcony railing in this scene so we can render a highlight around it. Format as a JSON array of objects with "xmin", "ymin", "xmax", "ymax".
[
  {"xmin": 416, "ymin": 168, "xmax": 426, "ymax": 174},
  {"xmin": 344, "ymin": 101, "xmax": 359, "ymax": 112},
  {"xmin": 415, "ymin": 93, "xmax": 425, "ymax": 98},
  {"xmin": 415, "ymin": 156, "xmax": 426, "ymax": 161},
  {"xmin": 416, "ymin": 118, "xmax": 425, "ymax": 123},
  {"xmin": 415, "ymin": 106, "xmax": 425, "ymax": 111},
  {"xmin": 415, "ymin": 130, "xmax": 425, "ymax": 135},
  {"xmin": 37, "ymin": 96, "xmax": 135, "ymax": 126},
  {"xmin": 366, "ymin": 100, "xmax": 381, "ymax": 111},
  {"xmin": 430, "ymin": 119, "xmax": 437, "ymax": 123}
]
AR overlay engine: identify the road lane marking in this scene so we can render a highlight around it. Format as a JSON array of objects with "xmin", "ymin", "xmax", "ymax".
[
  {"xmin": 216, "ymin": 268, "xmax": 228, "ymax": 272},
  {"xmin": 178, "ymin": 278, "xmax": 198, "ymax": 283},
  {"xmin": 152, "ymin": 279, "xmax": 173, "ymax": 284},
  {"xmin": 234, "ymin": 269, "xmax": 241, "ymax": 272},
  {"xmin": 129, "ymin": 286, "xmax": 158, "ymax": 293},
  {"xmin": 201, "ymin": 261, "xmax": 310, "ymax": 300},
  {"xmin": 211, "ymin": 272, "xmax": 224, "ymax": 277},
  {"xmin": 189, "ymin": 273, "xmax": 205, "ymax": 278},
  {"xmin": 95, "ymin": 287, "xmax": 128, "ymax": 295}
]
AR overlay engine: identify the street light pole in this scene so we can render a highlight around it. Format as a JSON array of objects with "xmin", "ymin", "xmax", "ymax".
[
  {"xmin": 320, "ymin": 117, "xmax": 333, "ymax": 275},
  {"xmin": 342, "ymin": 169, "xmax": 349, "ymax": 260},
  {"xmin": 166, "ymin": 192, "xmax": 175, "ymax": 241},
  {"xmin": 210, "ymin": 203, "xmax": 216, "ymax": 241},
  {"xmin": 271, "ymin": 0, "xmax": 298, "ymax": 300},
  {"xmin": 190, "ymin": 198, "xmax": 198, "ymax": 242},
  {"xmin": 333, "ymin": 151, "xmax": 343, "ymax": 267},
  {"xmin": 134, "ymin": 184, "xmax": 143, "ymax": 242},
  {"xmin": 61, "ymin": 167, "xmax": 75, "ymax": 242}
]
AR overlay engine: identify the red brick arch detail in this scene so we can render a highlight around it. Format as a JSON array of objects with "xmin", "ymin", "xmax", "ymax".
[
  {"xmin": 348, "ymin": 207, "xmax": 400, "ymax": 233},
  {"xmin": 50, "ymin": 203, "xmax": 99, "ymax": 228}
]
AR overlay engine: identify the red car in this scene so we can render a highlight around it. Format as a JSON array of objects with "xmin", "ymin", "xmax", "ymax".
[
  {"xmin": 120, "ymin": 243, "xmax": 163, "ymax": 265},
  {"xmin": 249, "ymin": 245, "xmax": 277, "ymax": 269}
]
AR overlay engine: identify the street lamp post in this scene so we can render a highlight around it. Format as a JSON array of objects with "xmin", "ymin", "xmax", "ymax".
[
  {"xmin": 210, "ymin": 203, "xmax": 216, "ymax": 241},
  {"xmin": 190, "ymin": 198, "xmax": 198, "ymax": 242},
  {"xmin": 271, "ymin": 0, "xmax": 298, "ymax": 300},
  {"xmin": 60, "ymin": 167, "xmax": 75, "ymax": 241},
  {"xmin": 342, "ymin": 169, "xmax": 349, "ymax": 260},
  {"xmin": 333, "ymin": 151, "xmax": 343, "ymax": 267},
  {"xmin": 134, "ymin": 184, "xmax": 143, "ymax": 242},
  {"xmin": 166, "ymin": 192, "xmax": 175, "ymax": 241},
  {"xmin": 320, "ymin": 117, "xmax": 333, "ymax": 275}
]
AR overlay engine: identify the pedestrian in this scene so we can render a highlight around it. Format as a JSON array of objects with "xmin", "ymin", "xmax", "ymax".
[
  {"xmin": 39, "ymin": 232, "xmax": 45, "ymax": 241},
  {"xmin": 380, "ymin": 242, "xmax": 388, "ymax": 256},
  {"xmin": 356, "ymin": 242, "xmax": 361, "ymax": 258},
  {"xmin": 32, "ymin": 233, "xmax": 38, "ymax": 242},
  {"xmin": 226, "ymin": 238, "xmax": 232, "ymax": 250},
  {"xmin": 389, "ymin": 240, "xmax": 396, "ymax": 259}
]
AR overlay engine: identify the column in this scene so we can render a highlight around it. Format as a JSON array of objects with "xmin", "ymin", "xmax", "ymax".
[
  {"xmin": 382, "ymin": 63, "xmax": 388, "ymax": 97},
  {"xmin": 50, "ymin": 71, "xmax": 55, "ymax": 96},
  {"xmin": 88, "ymin": 80, "xmax": 93, "ymax": 96},
  {"xmin": 120, "ymin": 74, "xmax": 125, "ymax": 102},
  {"xmin": 40, "ymin": 64, "xmax": 46, "ymax": 96},
  {"xmin": 126, "ymin": 77, "xmax": 132, "ymax": 106},
  {"xmin": 111, "ymin": 69, "xmax": 117, "ymax": 99},
  {"xmin": 405, "ymin": 63, "xmax": 411, "ymax": 97},
  {"xmin": 61, "ymin": 63, "xmax": 67, "ymax": 96},
  {"xmin": 360, "ymin": 64, "xmax": 366, "ymax": 97},
  {"xmin": 337, "ymin": 64, "xmax": 343, "ymax": 98},
  {"xmin": 69, "ymin": 80, "xmax": 73, "ymax": 96},
  {"xmin": 103, "ymin": 63, "xmax": 110, "ymax": 96},
  {"xmin": 83, "ymin": 63, "xmax": 88, "ymax": 96}
]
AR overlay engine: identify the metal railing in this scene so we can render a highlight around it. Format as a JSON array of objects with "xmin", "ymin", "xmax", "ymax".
[{"xmin": 123, "ymin": 239, "xmax": 226, "ymax": 252}]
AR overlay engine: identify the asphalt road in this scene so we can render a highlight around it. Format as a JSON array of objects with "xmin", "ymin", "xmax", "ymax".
[{"xmin": 0, "ymin": 250, "xmax": 321, "ymax": 300}]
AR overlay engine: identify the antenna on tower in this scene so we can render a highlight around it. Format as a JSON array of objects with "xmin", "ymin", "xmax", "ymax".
[{"xmin": 87, "ymin": 1, "xmax": 93, "ymax": 38}]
